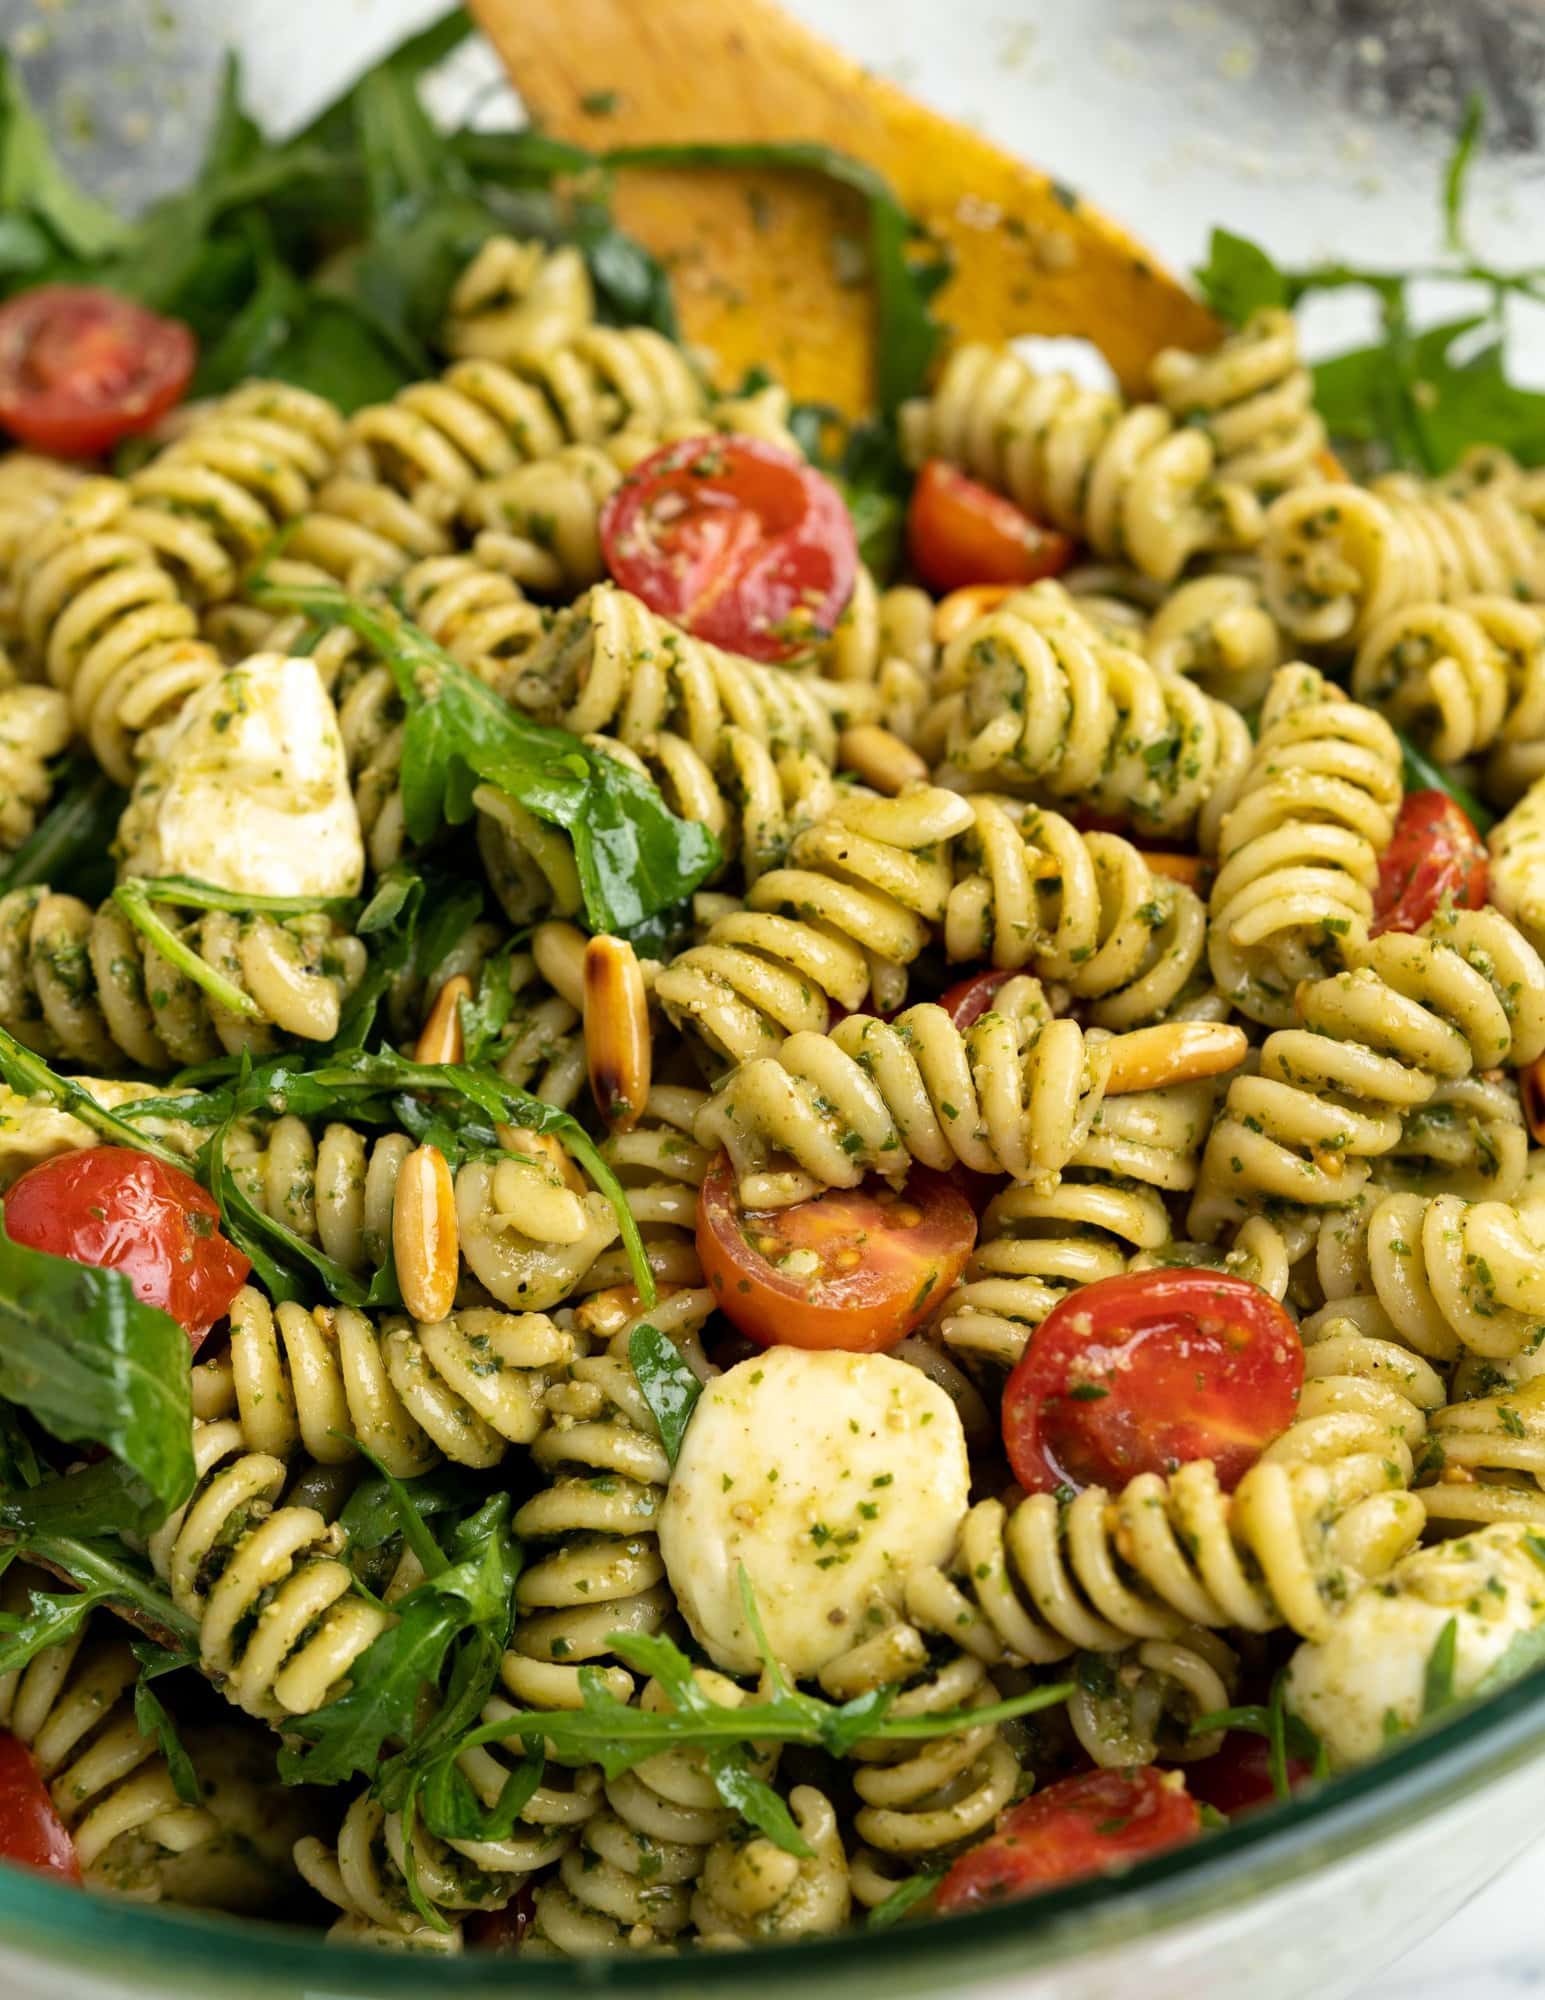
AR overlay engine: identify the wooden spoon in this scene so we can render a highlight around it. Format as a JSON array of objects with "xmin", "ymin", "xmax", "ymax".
[{"xmin": 468, "ymin": 0, "xmax": 1219, "ymax": 416}]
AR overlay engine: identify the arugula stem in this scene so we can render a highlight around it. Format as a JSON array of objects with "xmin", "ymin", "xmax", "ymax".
[
  {"xmin": 0, "ymin": 1026, "xmax": 187, "ymax": 1168},
  {"xmin": 3, "ymin": 1529, "xmax": 199, "ymax": 1652},
  {"xmin": 128, "ymin": 874, "xmax": 362, "ymax": 921},
  {"xmin": 113, "ymin": 882, "xmax": 262, "ymax": 1021}
]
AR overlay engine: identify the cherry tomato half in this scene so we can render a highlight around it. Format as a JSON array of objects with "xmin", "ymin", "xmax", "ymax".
[
  {"xmin": 1371, "ymin": 791, "xmax": 1488, "ymax": 937},
  {"xmin": 940, "ymin": 968, "xmax": 1014, "ymax": 1031},
  {"xmin": 935, "ymin": 1767, "xmax": 1201, "ymax": 1915},
  {"xmin": 466, "ymin": 1886, "xmax": 536, "ymax": 1951},
  {"xmin": 697, "ymin": 1152, "xmax": 975, "ymax": 1352},
  {"xmin": 906, "ymin": 460, "xmax": 1074, "ymax": 595},
  {"xmin": 600, "ymin": 434, "xmax": 858, "ymax": 662},
  {"xmin": 1185, "ymin": 1733, "xmax": 1312, "ymax": 1819},
  {"xmin": 0, "ymin": 286, "xmax": 196, "ymax": 458},
  {"xmin": 0, "ymin": 1734, "xmax": 80, "ymax": 1885},
  {"xmin": 5, "ymin": 1148, "xmax": 250, "ymax": 1346},
  {"xmin": 1002, "ymin": 1268, "xmax": 1302, "ymax": 1496}
]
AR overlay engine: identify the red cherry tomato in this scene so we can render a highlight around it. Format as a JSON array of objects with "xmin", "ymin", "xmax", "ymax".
[
  {"xmin": 1185, "ymin": 1733, "xmax": 1312, "ymax": 1818},
  {"xmin": 466, "ymin": 1886, "xmax": 536, "ymax": 1951},
  {"xmin": 5, "ymin": 1148, "xmax": 249, "ymax": 1346},
  {"xmin": 906, "ymin": 460, "xmax": 1075, "ymax": 595},
  {"xmin": 599, "ymin": 433, "xmax": 858, "ymax": 662},
  {"xmin": 697, "ymin": 1152, "xmax": 975, "ymax": 1352},
  {"xmin": 0, "ymin": 1734, "xmax": 80, "ymax": 1885},
  {"xmin": 936, "ymin": 1767, "xmax": 1200, "ymax": 1915},
  {"xmin": 940, "ymin": 968, "xmax": 1014, "ymax": 1030},
  {"xmin": 1002, "ymin": 1268, "xmax": 1302, "ymax": 1496},
  {"xmin": 1371, "ymin": 791, "xmax": 1488, "ymax": 937},
  {"xmin": 0, "ymin": 286, "xmax": 196, "ymax": 458}
]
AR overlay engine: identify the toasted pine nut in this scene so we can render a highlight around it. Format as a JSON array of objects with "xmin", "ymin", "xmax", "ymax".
[
  {"xmin": 1101, "ymin": 1022, "xmax": 1248, "ymax": 1097},
  {"xmin": 933, "ymin": 583, "xmax": 1021, "ymax": 646},
  {"xmin": 575, "ymin": 1282, "xmax": 676, "ymax": 1340},
  {"xmin": 837, "ymin": 725, "xmax": 929, "ymax": 796},
  {"xmin": 414, "ymin": 973, "xmax": 472, "ymax": 1066},
  {"xmin": 1524, "ymin": 1055, "xmax": 1545, "ymax": 1147},
  {"xmin": 497, "ymin": 1125, "xmax": 588, "ymax": 1196},
  {"xmin": 1138, "ymin": 852, "xmax": 1212, "ymax": 893},
  {"xmin": 585, "ymin": 934, "xmax": 651, "ymax": 1134},
  {"xmin": 394, "ymin": 1144, "xmax": 459, "ymax": 1325}
]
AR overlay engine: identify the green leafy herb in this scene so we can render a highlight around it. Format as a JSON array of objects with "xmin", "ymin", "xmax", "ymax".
[
  {"xmin": 707, "ymin": 1744, "xmax": 813, "ymax": 1859},
  {"xmin": 1396, "ymin": 729, "xmax": 1496, "ymax": 833},
  {"xmin": 866, "ymin": 1867, "xmax": 945, "ymax": 1930},
  {"xmin": 1189, "ymin": 1686, "xmax": 1329, "ymax": 1794},
  {"xmin": 628, "ymin": 1324, "xmax": 702, "ymax": 1465},
  {"xmin": 132, "ymin": 1640, "xmax": 203, "ymax": 1807},
  {"xmin": 0, "ymin": 1024, "xmax": 186, "ymax": 1169},
  {"xmin": 0, "ymin": 763, "xmax": 124, "ymax": 903},
  {"xmin": 1421, "ymin": 1615, "xmax": 1460, "ymax": 1719},
  {"xmin": 0, "ymin": 1530, "xmax": 198, "ymax": 1664},
  {"xmin": 0, "ymin": 1219, "xmax": 194, "ymax": 1532},
  {"xmin": 246, "ymin": 577, "xmax": 721, "ymax": 933}
]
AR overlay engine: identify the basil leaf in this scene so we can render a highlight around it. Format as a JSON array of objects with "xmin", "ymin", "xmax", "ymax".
[
  {"xmin": 628, "ymin": 1324, "xmax": 702, "ymax": 1466},
  {"xmin": 0, "ymin": 1220, "xmax": 194, "ymax": 1529}
]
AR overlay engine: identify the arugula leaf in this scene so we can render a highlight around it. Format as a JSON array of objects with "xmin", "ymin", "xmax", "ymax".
[
  {"xmin": 0, "ymin": 55, "xmax": 128, "ymax": 261},
  {"xmin": 1194, "ymin": 227, "xmax": 1292, "ymax": 325},
  {"xmin": 1421, "ymin": 1615, "xmax": 1460, "ymax": 1720},
  {"xmin": 0, "ymin": 1027, "xmax": 186, "ymax": 1168},
  {"xmin": 0, "ymin": 1219, "xmax": 194, "ymax": 1531},
  {"xmin": 707, "ymin": 1745, "xmax": 814, "ymax": 1858},
  {"xmin": 278, "ymin": 1491, "xmax": 518, "ymax": 1791},
  {"xmin": 0, "ymin": 1530, "xmax": 198, "ymax": 1661},
  {"xmin": 0, "ymin": 763, "xmax": 124, "ymax": 903},
  {"xmin": 418, "ymin": 1738, "xmax": 544, "ymax": 1844},
  {"xmin": 866, "ymin": 1867, "xmax": 945, "ymax": 1930},
  {"xmin": 0, "ymin": 1574, "xmax": 116, "ymax": 1676},
  {"xmin": 131, "ymin": 1640, "xmax": 203, "ymax": 1807},
  {"xmin": 246, "ymin": 578, "xmax": 720, "ymax": 933},
  {"xmin": 1396, "ymin": 728, "xmax": 1496, "ymax": 833},
  {"xmin": 339, "ymin": 1465, "xmax": 490, "ymax": 1554},
  {"xmin": 1443, "ymin": 92, "xmax": 1485, "ymax": 256},
  {"xmin": 628, "ymin": 1324, "xmax": 702, "ymax": 1466}
]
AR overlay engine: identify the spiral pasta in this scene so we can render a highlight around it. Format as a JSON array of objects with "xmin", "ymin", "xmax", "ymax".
[
  {"xmin": 922, "ymin": 581, "xmax": 1252, "ymax": 839},
  {"xmin": 127, "ymin": 381, "xmax": 346, "ymax": 603},
  {"xmin": 1206, "ymin": 664, "xmax": 1404, "ymax": 1026},
  {"xmin": 900, "ymin": 342, "xmax": 1263, "ymax": 581},
  {"xmin": 654, "ymin": 784, "xmax": 975, "ymax": 1062},
  {"xmin": 945, "ymin": 797, "xmax": 1208, "ymax": 1027},
  {"xmin": 1067, "ymin": 1629, "xmax": 1239, "ymax": 1768},
  {"xmin": 697, "ymin": 977, "xmax": 1118, "ymax": 1204},
  {"xmin": 1418, "ymin": 1375, "xmax": 1545, "ymax": 1530},
  {"xmin": 442, "ymin": 238, "xmax": 595, "ymax": 368},
  {"xmin": 1151, "ymin": 309, "xmax": 1328, "ymax": 499},
  {"xmin": 0, "ymin": 885, "xmax": 367, "ymax": 1068},
  {"xmin": 1145, "ymin": 568, "xmax": 1286, "ymax": 711},
  {"xmin": 940, "ymin": 1079, "xmax": 1216, "ymax": 1369},
  {"xmin": 145, "ymin": 1419, "xmax": 391, "ymax": 1721},
  {"xmin": 502, "ymin": 1351, "xmax": 673, "ymax": 1710},
  {"xmin": 531, "ymin": 1670, "xmax": 775, "ymax": 1953},
  {"xmin": 11, "ymin": 477, "xmax": 225, "ymax": 783},
  {"xmin": 1190, "ymin": 906, "xmax": 1545, "ymax": 1238},
  {"xmin": 1262, "ymin": 477, "xmax": 1545, "ymax": 652},
  {"xmin": 285, "ymin": 333, "xmax": 705, "ymax": 590},
  {"xmin": 200, "ymin": 1283, "xmax": 572, "ymax": 1473},
  {"xmin": 1351, "ymin": 596, "xmax": 1545, "ymax": 776},
  {"xmin": 690, "ymin": 1786, "xmax": 852, "ymax": 1945}
]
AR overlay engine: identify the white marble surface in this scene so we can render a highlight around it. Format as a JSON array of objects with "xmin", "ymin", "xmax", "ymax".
[{"xmin": 1360, "ymin": 1834, "xmax": 1545, "ymax": 1998}]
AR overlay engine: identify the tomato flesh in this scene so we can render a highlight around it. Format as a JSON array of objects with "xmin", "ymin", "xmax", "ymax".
[
  {"xmin": 697, "ymin": 1152, "xmax": 975, "ymax": 1352},
  {"xmin": 936, "ymin": 1767, "xmax": 1200, "ymax": 1914},
  {"xmin": 0, "ymin": 285, "xmax": 195, "ymax": 458},
  {"xmin": 1003, "ymin": 1268, "xmax": 1302, "ymax": 1495},
  {"xmin": 940, "ymin": 968, "xmax": 1014, "ymax": 1031},
  {"xmin": 907, "ymin": 460, "xmax": 1074, "ymax": 595},
  {"xmin": 1371, "ymin": 791, "xmax": 1487, "ymax": 937},
  {"xmin": 600, "ymin": 434, "xmax": 858, "ymax": 662},
  {"xmin": 1185, "ymin": 1733, "xmax": 1312, "ymax": 1818},
  {"xmin": 5, "ymin": 1148, "xmax": 250, "ymax": 1346},
  {"xmin": 0, "ymin": 1734, "xmax": 80, "ymax": 1885}
]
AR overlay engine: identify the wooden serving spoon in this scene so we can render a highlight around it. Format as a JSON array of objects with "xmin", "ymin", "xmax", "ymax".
[{"xmin": 467, "ymin": 0, "xmax": 1219, "ymax": 416}]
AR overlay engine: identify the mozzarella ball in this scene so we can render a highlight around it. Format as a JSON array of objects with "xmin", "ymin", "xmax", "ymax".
[
  {"xmin": 1286, "ymin": 1523, "xmax": 1545, "ymax": 1766},
  {"xmin": 659, "ymin": 1345, "xmax": 970, "ymax": 1677},
  {"xmin": 118, "ymin": 653, "xmax": 364, "ymax": 899}
]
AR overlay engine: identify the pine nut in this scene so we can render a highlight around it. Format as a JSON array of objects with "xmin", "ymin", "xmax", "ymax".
[
  {"xmin": 414, "ymin": 973, "xmax": 472, "ymax": 1066},
  {"xmin": 933, "ymin": 582, "xmax": 1021, "ymax": 645},
  {"xmin": 584, "ymin": 934, "xmax": 651, "ymax": 1134},
  {"xmin": 1524, "ymin": 1055, "xmax": 1545, "ymax": 1147},
  {"xmin": 394, "ymin": 1144, "xmax": 459, "ymax": 1325},
  {"xmin": 837, "ymin": 725, "xmax": 929, "ymax": 796},
  {"xmin": 1101, "ymin": 1022, "xmax": 1248, "ymax": 1096}
]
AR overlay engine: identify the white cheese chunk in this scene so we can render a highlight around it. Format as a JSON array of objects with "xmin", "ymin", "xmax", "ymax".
[
  {"xmin": 119, "ymin": 653, "xmax": 364, "ymax": 900},
  {"xmin": 1286, "ymin": 1523, "xmax": 1545, "ymax": 1766},
  {"xmin": 0, "ymin": 1079, "xmax": 202, "ymax": 1188},
  {"xmin": 659, "ymin": 1345, "xmax": 970, "ymax": 1677},
  {"xmin": 1488, "ymin": 775, "xmax": 1545, "ymax": 950}
]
